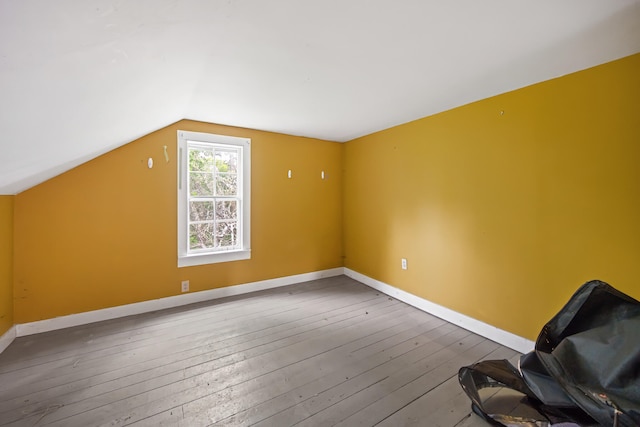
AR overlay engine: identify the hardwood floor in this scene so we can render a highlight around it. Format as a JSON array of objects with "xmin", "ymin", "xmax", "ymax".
[{"xmin": 0, "ymin": 276, "xmax": 518, "ymax": 426}]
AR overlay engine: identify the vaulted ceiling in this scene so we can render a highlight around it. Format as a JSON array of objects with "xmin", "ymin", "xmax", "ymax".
[{"xmin": 1, "ymin": 0, "xmax": 639, "ymax": 194}]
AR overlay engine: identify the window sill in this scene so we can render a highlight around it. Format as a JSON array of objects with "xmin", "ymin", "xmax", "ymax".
[{"xmin": 178, "ymin": 249, "xmax": 251, "ymax": 268}]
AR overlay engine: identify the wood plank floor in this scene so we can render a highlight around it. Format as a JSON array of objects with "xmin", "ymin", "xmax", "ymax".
[{"xmin": 0, "ymin": 276, "xmax": 518, "ymax": 426}]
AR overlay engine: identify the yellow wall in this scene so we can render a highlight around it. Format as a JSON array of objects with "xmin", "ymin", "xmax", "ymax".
[
  {"xmin": 0, "ymin": 196, "xmax": 14, "ymax": 336},
  {"xmin": 9, "ymin": 55, "xmax": 640, "ymax": 341},
  {"xmin": 13, "ymin": 120, "xmax": 343, "ymax": 323},
  {"xmin": 343, "ymin": 53, "xmax": 640, "ymax": 340}
]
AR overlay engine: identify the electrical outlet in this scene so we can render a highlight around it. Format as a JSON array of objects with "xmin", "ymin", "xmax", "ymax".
[
  {"xmin": 401, "ymin": 258, "xmax": 407, "ymax": 270},
  {"xmin": 181, "ymin": 280, "xmax": 189, "ymax": 292}
]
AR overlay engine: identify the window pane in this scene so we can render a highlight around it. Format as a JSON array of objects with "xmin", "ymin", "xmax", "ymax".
[
  {"xmin": 215, "ymin": 200, "xmax": 237, "ymax": 220},
  {"xmin": 216, "ymin": 173, "xmax": 237, "ymax": 196},
  {"xmin": 190, "ymin": 172, "xmax": 213, "ymax": 196},
  {"xmin": 189, "ymin": 223, "xmax": 214, "ymax": 250},
  {"xmin": 215, "ymin": 150, "xmax": 238, "ymax": 173},
  {"xmin": 190, "ymin": 201, "xmax": 214, "ymax": 221},
  {"xmin": 189, "ymin": 148, "xmax": 214, "ymax": 172},
  {"xmin": 215, "ymin": 221, "xmax": 237, "ymax": 248}
]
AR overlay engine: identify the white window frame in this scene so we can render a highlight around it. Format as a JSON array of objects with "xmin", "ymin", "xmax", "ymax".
[{"xmin": 177, "ymin": 130, "xmax": 251, "ymax": 267}]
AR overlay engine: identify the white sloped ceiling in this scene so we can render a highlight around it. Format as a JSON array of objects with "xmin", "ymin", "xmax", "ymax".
[{"xmin": 1, "ymin": 0, "xmax": 639, "ymax": 194}]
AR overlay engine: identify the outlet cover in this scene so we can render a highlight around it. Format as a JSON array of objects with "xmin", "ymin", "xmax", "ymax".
[
  {"xmin": 401, "ymin": 258, "xmax": 407, "ymax": 270},
  {"xmin": 181, "ymin": 280, "xmax": 189, "ymax": 292}
]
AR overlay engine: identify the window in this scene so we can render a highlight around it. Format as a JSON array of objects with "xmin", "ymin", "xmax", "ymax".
[{"xmin": 177, "ymin": 130, "xmax": 251, "ymax": 267}]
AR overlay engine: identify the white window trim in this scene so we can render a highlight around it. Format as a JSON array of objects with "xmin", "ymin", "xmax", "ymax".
[{"xmin": 177, "ymin": 130, "xmax": 251, "ymax": 268}]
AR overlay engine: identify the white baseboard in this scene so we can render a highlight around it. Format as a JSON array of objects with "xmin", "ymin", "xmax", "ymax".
[
  {"xmin": 344, "ymin": 268, "xmax": 535, "ymax": 354},
  {"xmin": 15, "ymin": 267, "xmax": 344, "ymax": 338},
  {"xmin": 7, "ymin": 267, "xmax": 534, "ymax": 356},
  {"xmin": 0, "ymin": 325, "xmax": 16, "ymax": 354}
]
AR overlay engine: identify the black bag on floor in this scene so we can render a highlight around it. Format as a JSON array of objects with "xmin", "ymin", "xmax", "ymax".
[{"xmin": 458, "ymin": 280, "xmax": 640, "ymax": 427}]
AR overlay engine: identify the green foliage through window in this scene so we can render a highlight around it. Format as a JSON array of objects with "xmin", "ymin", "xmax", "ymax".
[{"xmin": 188, "ymin": 145, "xmax": 240, "ymax": 251}]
